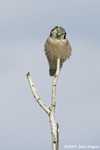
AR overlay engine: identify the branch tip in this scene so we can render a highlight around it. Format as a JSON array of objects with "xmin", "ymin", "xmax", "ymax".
[{"xmin": 26, "ymin": 71, "xmax": 30, "ymax": 77}]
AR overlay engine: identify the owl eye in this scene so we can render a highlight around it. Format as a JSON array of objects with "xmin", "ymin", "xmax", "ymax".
[
  {"xmin": 57, "ymin": 32, "xmax": 66, "ymax": 39},
  {"xmin": 50, "ymin": 26, "xmax": 58, "ymax": 37}
]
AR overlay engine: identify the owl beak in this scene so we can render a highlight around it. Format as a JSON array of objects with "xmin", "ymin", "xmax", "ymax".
[{"xmin": 58, "ymin": 32, "xmax": 66, "ymax": 37}]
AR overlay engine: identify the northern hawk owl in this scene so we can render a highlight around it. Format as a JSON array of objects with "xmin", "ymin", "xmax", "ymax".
[{"xmin": 44, "ymin": 26, "xmax": 72, "ymax": 76}]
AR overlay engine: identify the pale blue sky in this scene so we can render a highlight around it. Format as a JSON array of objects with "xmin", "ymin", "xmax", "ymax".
[{"xmin": 0, "ymin": 0, "xmax": 100, "ymax": 149}]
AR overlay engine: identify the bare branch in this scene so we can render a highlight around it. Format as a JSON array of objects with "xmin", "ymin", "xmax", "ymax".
[
  {"xmin": 49, "ymin": 58, "xmax": 60, "ymax": 150},
  {"xmin": 26, "ymin": 72, "xmax": 50, "ymax": 115},
  {"xmin": 52, "ymin": 58, "xmax": 60, "ymax": 108},
  {"xmin": 26, "ymin": 58, "xmax": 60, "ymax": 150}
]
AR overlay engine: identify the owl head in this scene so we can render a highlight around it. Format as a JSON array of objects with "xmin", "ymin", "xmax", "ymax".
[{"xmin": 50, "ymin": 26, "xmax": 66, "ymax": 39}]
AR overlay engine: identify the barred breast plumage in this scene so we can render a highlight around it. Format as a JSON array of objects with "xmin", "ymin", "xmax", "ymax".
[{"xmin": 44, "ymin": 26, "xmax": 72, "ymax": 76}]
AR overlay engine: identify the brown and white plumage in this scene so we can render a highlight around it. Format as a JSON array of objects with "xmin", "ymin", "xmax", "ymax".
[{"xmin": 44, "ymin": 26, "xmax": 72, "ymax": 76}]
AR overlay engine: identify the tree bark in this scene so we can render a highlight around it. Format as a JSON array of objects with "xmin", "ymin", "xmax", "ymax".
[{"xmin": 26, "ymin": 58, "xmax": 60, "ymax": 150}]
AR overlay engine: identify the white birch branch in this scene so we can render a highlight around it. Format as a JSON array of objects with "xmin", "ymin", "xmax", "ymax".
[
  {"xmin": 49, "ymin": 58, "xmax": 60, "ymax": 150},
  {"xmin": 26, "ymin": 58, "xmax": 60, "ymax": 150},
  {"xmin": 26, "ymin": 72, "xmax": 50, "ymax": 115}
]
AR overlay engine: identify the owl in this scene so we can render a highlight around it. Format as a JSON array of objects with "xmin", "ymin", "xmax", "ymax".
[{"xmin": 44, "ymin": 26, "xmax": 72, "ymax": 76}]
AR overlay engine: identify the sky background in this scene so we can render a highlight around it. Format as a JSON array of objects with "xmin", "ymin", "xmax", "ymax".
[{"xmin": 0, "ymin": 0, "xmax": 100, "ymax": 150}]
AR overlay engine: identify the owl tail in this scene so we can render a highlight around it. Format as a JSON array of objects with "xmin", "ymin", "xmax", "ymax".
[
  {"xmin": 49, "ymin": 68, "xmax": 56, "ymax": 76},
  {"xmin": 49, "ymin": 61, "xmax": 63, "ymax": 76}
]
